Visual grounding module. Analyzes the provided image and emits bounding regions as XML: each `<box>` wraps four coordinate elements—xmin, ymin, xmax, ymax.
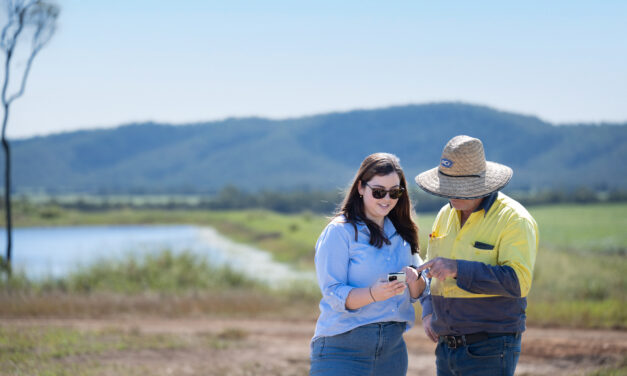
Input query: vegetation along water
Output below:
<box><xmin>1</xmin><ymin>202</ymin><xmax>625</xmax><ymax>329</ymax></box>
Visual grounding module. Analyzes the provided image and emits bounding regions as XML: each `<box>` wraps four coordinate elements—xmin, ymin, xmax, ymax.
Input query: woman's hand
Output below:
<box><xmin>403</xmin><ymin>266</ymin><xmax>426</xmax><ymax>299</ymax></box>
<box><xmin>345</xmin><ymin>280</ymin><xmax>405</xmax><ymax>310</ymax></box>
<box><xmin>370</xmin><ymin>280</ymin><xmax>406</xmax><ymax>301</ymax></box>
<box><xmin>403</xmin><ymin>265</ymin><xmax>419</xmax><ymax>284</ymax></box>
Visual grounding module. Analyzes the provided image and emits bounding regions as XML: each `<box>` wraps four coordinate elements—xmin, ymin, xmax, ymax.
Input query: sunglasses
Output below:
<box><xmin>365</xmin><ymin>183</ymin><xmax>405</xmax><ymax>199</ymax></box>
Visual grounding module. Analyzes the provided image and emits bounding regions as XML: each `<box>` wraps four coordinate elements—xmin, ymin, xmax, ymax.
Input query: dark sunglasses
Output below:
<box><xmin>365</xmin><ymin>183</ymin><xmax>404</xmax><ymax>199</ymax></box>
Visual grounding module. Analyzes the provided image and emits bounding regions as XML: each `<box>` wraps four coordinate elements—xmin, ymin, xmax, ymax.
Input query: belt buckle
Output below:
<box><xmin>445</xmin><ymin>335</ymin><xmax>459</xmax><ymax>349</ymax></box>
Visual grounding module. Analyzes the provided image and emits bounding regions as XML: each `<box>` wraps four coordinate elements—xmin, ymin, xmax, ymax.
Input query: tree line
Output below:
<box><xmin>5</xmin><ymin>186</ymin><xmax>627</xmax><ymax>216</ymax></box>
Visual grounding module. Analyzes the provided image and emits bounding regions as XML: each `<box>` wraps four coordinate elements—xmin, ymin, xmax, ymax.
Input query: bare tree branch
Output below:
<box><xmin>5</xmin><ymin>1</ymin><xmax>57</xmax><ymax>104</ymax></box>
<box><xmin>0</xmin><ymin>0</ymin><xmax>58</xmax><ymax>274</ymax></box>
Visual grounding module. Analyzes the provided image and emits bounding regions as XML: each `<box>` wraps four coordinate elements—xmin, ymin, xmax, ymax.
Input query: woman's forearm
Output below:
<box><xmin>345</xmin><ymin>287</ymin><xmax>376</xmax><ymax>310</ymax></box>
<box><xmin>408</xmin><ymin>277</ymin><xmax>426</xmax><ymax>299</ymax></box>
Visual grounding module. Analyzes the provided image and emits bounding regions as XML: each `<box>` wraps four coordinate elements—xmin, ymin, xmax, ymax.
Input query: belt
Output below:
<box><xmin>440</xmin><ymin>332</ymin><xmax>517</xmax><ymax>349</ymax></box>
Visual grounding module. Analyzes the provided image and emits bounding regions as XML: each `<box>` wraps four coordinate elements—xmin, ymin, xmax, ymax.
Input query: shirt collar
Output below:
<box><xmin>474</xmin><ymin>191</ymin><xmax>499</xmax><ymax>216</ymax></box>
<box><xmin>382</xmin><ymin>216</ymin><xmax>397</xmax><ymax>238</ymax></box>
<box><xmin>355</xmin><ymin>216</ymin><xmax>397</xmax><ymax>238</ymax></box>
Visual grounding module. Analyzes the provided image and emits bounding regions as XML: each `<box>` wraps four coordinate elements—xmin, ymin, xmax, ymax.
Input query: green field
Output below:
<box><xmin>2</xmin><ymin>202</ymin><xmax>626</xmax><ymax>328</ymax></box>
<box><xmin>524</xmin><ymin>204</ymin><xmax>627</xmax><ymax>328</ymax></box>
<box><xmin>529</xmin><ymin>203</ymin><xmax>627</xmax><ymax>252</ymax></box>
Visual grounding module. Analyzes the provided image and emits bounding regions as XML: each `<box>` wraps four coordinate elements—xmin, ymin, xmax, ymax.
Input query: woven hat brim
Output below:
<box><xmin>415</xmin><ymin>161</ymin><xmax>513</xmax><ymax>199</ymax></box>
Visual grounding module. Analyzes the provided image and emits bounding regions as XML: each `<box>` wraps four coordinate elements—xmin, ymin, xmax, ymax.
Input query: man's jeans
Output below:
<box><xmin>435</xmin><ymin>333</ymin><xmax>522</xmax><ymax>376</ymax></box>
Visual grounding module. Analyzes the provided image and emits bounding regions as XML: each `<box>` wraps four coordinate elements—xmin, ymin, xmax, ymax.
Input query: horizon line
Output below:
<box><xmin>14</xmin><ymin>101</ymin><xmax>627</xmax><ymax>141</ymax></box>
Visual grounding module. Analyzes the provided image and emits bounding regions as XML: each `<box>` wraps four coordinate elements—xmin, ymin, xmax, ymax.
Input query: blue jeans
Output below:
<box><xmin>435</xmin><ymin>333</ymin><xmax>522</xmax><ymax>376</ymax></box>
<box><xmin>310</xmin><ymin>321</ymin><xmax>408</xmax><ymax>376</ymax></box>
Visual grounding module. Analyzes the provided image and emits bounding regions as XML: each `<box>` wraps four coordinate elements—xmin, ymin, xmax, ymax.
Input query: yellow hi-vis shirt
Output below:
<box><xmin>420</xmin><ymin>192</ymin><xmax>539</xmax><ymax>335</ymax></box>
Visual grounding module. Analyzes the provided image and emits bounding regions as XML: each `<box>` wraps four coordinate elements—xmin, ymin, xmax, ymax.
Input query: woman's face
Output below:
<box><xmin>357</xmin><ymin>172</ymin><xmax>401</xmax><ymax>226</ymax></box>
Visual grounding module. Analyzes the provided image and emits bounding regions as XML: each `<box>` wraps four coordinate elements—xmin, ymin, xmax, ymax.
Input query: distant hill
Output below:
<box><xmin>6</xmin><ymin>103</ymin><xmax>627</xmax><ymax>194</ymax></box>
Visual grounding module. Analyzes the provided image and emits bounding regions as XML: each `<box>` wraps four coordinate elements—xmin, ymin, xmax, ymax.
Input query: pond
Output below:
<box><xmin>1</xmin><ymin>225</ymin><xmax>315</xmax><ymax>287</ymax></box>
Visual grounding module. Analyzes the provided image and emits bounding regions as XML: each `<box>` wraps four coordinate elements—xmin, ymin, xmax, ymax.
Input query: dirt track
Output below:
<box><xmin>3</xmin><ymin>317</ymin><xmax>626</xmax><ymax>375</ymax></box>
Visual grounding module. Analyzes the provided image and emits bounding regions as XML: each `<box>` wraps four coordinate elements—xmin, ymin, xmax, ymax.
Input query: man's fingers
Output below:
<box><xmin>415</xmin><ymin>259</ymin><xmax>435</xmax><ymax>272</ymax></box>
<box><xmin>424</xmin><ymin>328</ymin><xmax>432</xmax><ymax>341</ymax></box>
<box><xmin>424</xmin><ymin>327</ymin><xmax>433</xmax><ymax>342</ymax></box>
<box><xmin>431</xmin><ymin>328</ymin><xmax>438</xmax><ymax>342</ymax></box>
<box><xmin>428</xmin><ymin>329</ymin><xmax>438</xmax><ymax>342</ymax></box>
<box><xmin>422</xmin><ymin>316</ymin><xmax>438</xmax><ymax>343</ymax></box>
<box><xmin>425</xmin><ymin>264</ymin><xmax>437</xmax><ymax>278</ymax></box>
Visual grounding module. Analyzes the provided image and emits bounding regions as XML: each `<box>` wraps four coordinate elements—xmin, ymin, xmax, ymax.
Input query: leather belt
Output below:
<box><xmin>440</xmin><ymin>332</ymin><xmax>517</xmax><ymax>349</ymax></box>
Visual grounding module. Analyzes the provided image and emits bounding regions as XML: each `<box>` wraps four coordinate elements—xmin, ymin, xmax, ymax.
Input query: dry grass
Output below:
<box><xmin>0</xmin><ymin>290</ymin><xmax>320</xmax><ymax>320</ymax></box>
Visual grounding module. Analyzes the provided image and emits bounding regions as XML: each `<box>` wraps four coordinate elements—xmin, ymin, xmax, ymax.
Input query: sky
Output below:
<box><xmin>3</xmin><ymin>0</ymin><xmax>627</xmax><ymax>139</ymax></box>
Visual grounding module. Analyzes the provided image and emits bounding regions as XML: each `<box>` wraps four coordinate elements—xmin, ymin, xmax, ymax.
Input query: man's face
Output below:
<box><xmin>449</xmin><ymin>198</ymin><xmax>483</xmax><ymax>212</ymax></box>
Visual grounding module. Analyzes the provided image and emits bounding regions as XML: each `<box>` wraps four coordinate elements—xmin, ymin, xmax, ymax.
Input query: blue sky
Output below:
<box><xmin>5</xmin><ymin>0</ymin><xmax>627</xmax><ymax>138</ymax></box>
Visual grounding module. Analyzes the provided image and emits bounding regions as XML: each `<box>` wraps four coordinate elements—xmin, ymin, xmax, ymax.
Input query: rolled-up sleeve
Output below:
<box><xmin>410</xmin><ymin>253</ymin><xmax>427</xmax><ymax>304</ymax></box>
<box><xmin>418</xmin><ymin>279</ymin><xmax>433</xmax><ymax>318</ymax></box>
<box><xmin>315</xmin><ymin>224</ymin><xmax>356</xmax><ymax>313</ymax></box>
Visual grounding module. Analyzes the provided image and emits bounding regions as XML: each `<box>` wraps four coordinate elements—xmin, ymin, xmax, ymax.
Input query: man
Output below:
<box><xmin>414</xmin><ymin>135</ymin><xmax>538</xmax><ymax>376</ymax></box>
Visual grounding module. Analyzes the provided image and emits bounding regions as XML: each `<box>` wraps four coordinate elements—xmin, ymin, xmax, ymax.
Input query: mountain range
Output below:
<box><xmin>7</xmin><ymin>102</ymin><xmax>627</xmax><ymax>194</ymax></box>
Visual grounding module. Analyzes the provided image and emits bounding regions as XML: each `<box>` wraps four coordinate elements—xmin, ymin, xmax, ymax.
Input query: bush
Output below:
<box><xmin>3</xmin><ymin>250</ymin><xmax>260</xmax><ymax>295</ymax></box>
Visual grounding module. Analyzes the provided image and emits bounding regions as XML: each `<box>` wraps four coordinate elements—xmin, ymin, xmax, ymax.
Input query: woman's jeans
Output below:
<box><xmin>435</xmin><ymin>333</ymin><xmax>522</xmax><ymax>376</ymax></box>
<box><xmin>310</xmin><ymin>321</ymin><xmax>408</xmax><ymax>376</ymax></box>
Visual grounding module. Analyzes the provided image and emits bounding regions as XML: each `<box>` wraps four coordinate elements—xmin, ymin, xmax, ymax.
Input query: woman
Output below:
<box><xmin>310</xmin><ymin>153</ymin><xmax>427</xmax><ymax>376</ymax></box>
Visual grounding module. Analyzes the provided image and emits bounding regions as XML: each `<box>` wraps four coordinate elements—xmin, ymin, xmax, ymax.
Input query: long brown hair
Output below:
<box><xmin>336</xmin><ymin>153</ymin><xmax>419</xmax><ymax>254</ymax></box>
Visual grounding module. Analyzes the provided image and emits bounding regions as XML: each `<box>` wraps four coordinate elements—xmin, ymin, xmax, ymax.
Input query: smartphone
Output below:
<box><xmin>388</xmin><ymin>272</ymin><xmax>406</xmax><ymax>295</ymax></box>
<box><xmin>387</xmin><ymin>272</ymin><xmax>406</xmax><ymax>283</ymax></box>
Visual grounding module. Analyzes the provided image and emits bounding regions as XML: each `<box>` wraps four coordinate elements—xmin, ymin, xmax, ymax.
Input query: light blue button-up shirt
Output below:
<box><xmin>312</xmin><ymin>215</ymin><xmax>424</xmax><ymax>342</ymax></box>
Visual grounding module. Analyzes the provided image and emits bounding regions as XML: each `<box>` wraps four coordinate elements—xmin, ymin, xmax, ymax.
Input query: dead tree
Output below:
<box><xmin>0</xmin><ymin>0</ymin><xmax>58</xmax><ymax>275</ymax></box>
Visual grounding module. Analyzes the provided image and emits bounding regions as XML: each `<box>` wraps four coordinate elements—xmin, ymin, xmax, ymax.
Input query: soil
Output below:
<box><xmin>3</xmin><ymin>317</ymin><xmax>626</xmax><ymax>376</ymax></box>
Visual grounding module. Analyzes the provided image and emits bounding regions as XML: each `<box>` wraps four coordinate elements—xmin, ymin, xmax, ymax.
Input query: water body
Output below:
<box><xmin>2</xmin><ymin>225</ymin><xmax>315</xmax><ymax>287</ymax></box>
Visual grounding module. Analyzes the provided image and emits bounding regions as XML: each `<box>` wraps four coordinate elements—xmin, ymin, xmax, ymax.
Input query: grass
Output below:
<box><xmin>528</xmin><ymin>203</ymin><xmax>627</xmax><ymax>253</ymax></box>
<box><xmin>0</xmin><ymin>250</ymin><xmax>321</xmax><ymax>319</ymax></box>
<box><xmin>0</xmin><ymin>324</ymin><xmax>250</xmax><ymax>376</ymax></box>
<box><xmin>2</xmin><ymin>250</ymin><xmax>259</xmax><ymax>294</ymax></box>
<box><xmin>586</xmin><ymin>357</ymin><xmax>627</xmax><ymax>376</ymax></box>
<box><xmin>202</xmin><ymin>210</ymin><xmax>329</xmax><ymax>267</ymax></box>
<box><xmin>2</xmin><ymin>202</ymin><xmax>626</xmax><ymax>328</ymax></box>
<box><xmin>524</xmin><ymin>203</ymin><xmax>627</xmax><ymax>328</ymax></box>
<box><xmin>51</xmin><ymin>250</ymin><xmax>257</xmax><ymax>294</ymax></box>
<box><xmin>0</xmin><ymin>249</ymin><xmax>311</xmax><ymax>374</ymax></box>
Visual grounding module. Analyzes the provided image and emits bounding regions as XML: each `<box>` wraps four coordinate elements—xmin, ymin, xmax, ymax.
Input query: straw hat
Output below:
<box><xmin>415</xmin><ymin>135</ymin><xmax>513</xmax><ymax>199</ymax></box>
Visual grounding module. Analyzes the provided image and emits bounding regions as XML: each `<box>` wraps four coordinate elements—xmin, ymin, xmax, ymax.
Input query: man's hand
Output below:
<box><xmin>422</xmin><ymin>313</ymin><xmax>438</xmax><ymax>342</ymax></box>
<box><xmin>415</xmin><ymin>257</ymin><xmax>458</xmax><ymax>280</ymax></box>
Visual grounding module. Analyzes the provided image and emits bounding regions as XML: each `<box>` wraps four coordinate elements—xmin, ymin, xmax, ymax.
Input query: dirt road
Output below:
<box><xmin>3</xmin><ymin>317</ymin><xmax>626</xmax><ymax>375</ymax></box>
